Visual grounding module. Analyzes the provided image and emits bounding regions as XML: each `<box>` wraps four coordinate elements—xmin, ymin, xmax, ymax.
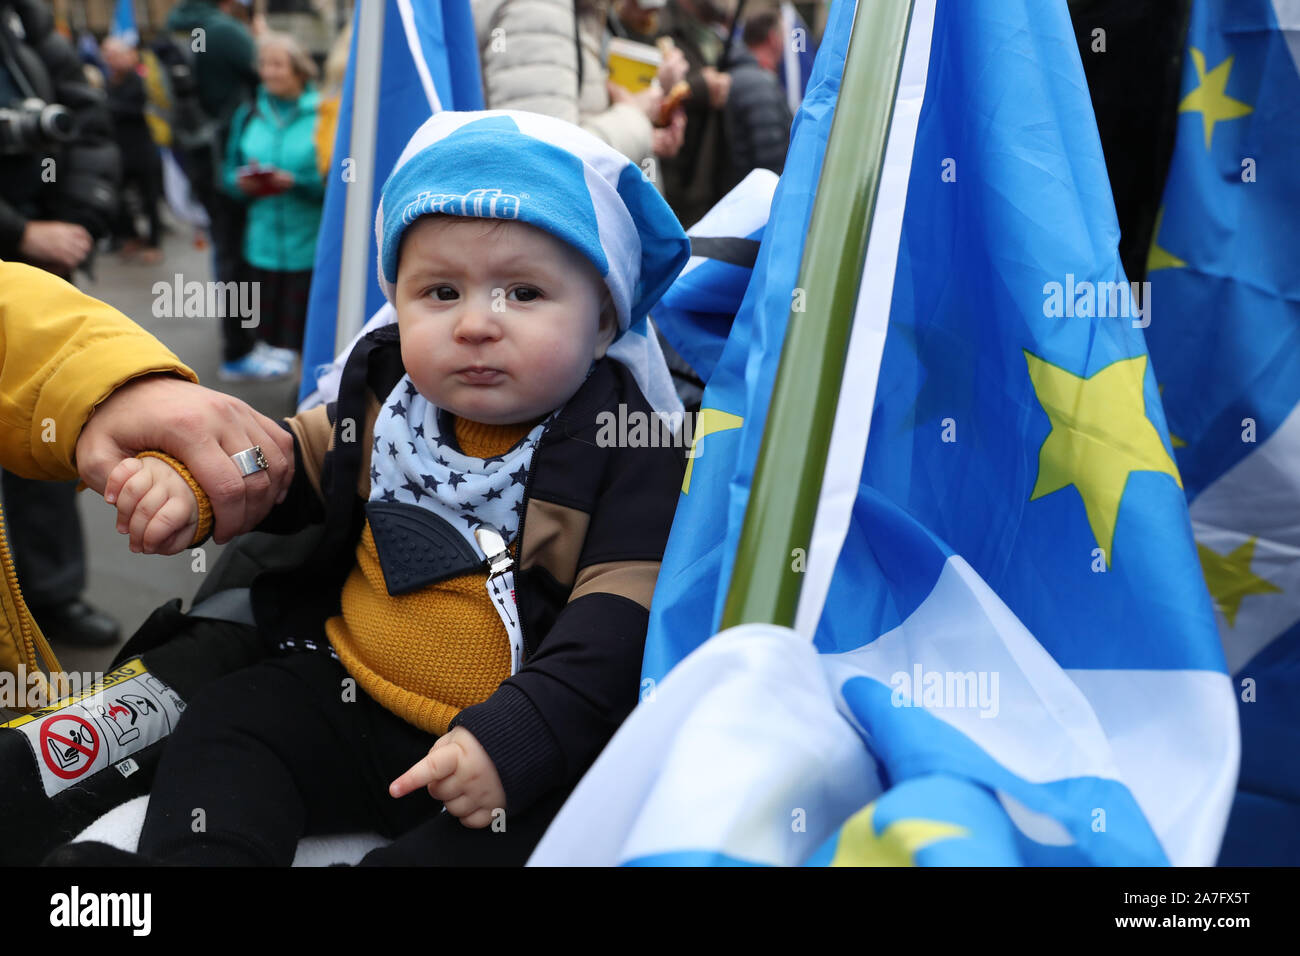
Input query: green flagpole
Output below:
<box><xmin>720</xmin><ymin>0</ymin><xmax>915</xmax><ymax>631</ymax></box>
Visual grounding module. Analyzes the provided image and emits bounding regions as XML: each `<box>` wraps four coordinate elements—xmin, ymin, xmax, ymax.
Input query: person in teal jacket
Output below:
<box><xmin>223</xmin><ymin>31</ymin><xmax>324</xmax><ymax>357</ymax></box>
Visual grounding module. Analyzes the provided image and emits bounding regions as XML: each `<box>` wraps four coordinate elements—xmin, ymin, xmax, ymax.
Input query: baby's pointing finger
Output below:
<box><xmin>426</xmin><ymin>745</ymin><xmax>476</xmax><ymax>803</ymax></box>
<box><xmin>389</xmin><ymin>746</ymin><xmax>457</xmax><ymax>798</ymax></box>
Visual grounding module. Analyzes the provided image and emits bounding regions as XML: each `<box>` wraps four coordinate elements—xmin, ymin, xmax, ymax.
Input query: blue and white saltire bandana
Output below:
<box><xmin>371</xmin><ymin>109</ymin><xmax>692</xmax><ymax>416</ymax></box>
<box><xmin>368</xmin><ymin>374</ymin><xmax>548</xmax><ymax>556</ymax></box>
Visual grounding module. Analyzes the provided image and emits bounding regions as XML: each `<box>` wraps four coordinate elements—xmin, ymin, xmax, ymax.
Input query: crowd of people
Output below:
<box><xmin>0</xmin><ymin>0</ymin><xmax>328</xmax><ymax>650</ymax></box>
<box><xmin>58</xmin><ymin>0</ymin><xmax>800</xmax><ymax>382</ymax></box>
<box><xmin>472</xmin><ymin>0</ymin><xmax>799</xmax><ymax>227</ymax></box>
<box><xmin>96</xmin><ymin>0</ymin><xmax>326</xmax><ymax>382</ymax></box>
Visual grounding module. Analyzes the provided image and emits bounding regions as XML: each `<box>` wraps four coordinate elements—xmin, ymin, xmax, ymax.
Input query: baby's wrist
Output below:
<box><xmin>134</xmin><ymin>451</ymin><xmax>213</xmax><ymax>546</ymax></box>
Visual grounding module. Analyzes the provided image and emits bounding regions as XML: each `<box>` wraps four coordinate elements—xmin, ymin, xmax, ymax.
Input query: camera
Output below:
<box><xmin>0</xmin><ymin>98</ymin><xmax>76</xmax><ymax>155</ymax></box>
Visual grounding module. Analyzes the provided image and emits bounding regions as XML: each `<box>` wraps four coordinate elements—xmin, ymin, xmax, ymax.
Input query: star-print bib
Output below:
<box><xmin>365</xmin><ymin>375</ymin><xmax>548</xmax><ymax>596</ymax></box>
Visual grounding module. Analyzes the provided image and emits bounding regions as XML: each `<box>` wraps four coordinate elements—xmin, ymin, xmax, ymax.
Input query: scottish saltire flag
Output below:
<box><xmin>299</xmin><ymin>0</ymin><xmax>483</xmax><ymax>406</ymax></box>
<box><xmin>652</xmin><ymin>168</ymin><xmax>778</xmax><ymax>383</ymax></box>
<box><xmin>1143</xmin><ymin>0</ymin><xmax>1300</xmax><ymax>866</ymax></box>
<box><xmin>111</xmin><ymin>0</ymin><xmax>138</xmax><ymax>46</ymax></box>
<box><xmin>531</xmin><ymin>0</ymin><xmax>1238</xmax><ymax>867</ymax></box>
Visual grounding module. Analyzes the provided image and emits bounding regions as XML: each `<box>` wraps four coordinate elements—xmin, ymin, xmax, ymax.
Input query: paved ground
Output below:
<box><xmin>26</xmin><ymin>217</ymin><xmax>304</xmax><ymax>678</ymax></box>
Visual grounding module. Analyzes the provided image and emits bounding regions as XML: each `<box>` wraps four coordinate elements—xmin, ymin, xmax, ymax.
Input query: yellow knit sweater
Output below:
<box><xmin>326</xmin><ymin>416</ymin><xmax>535</xmax><ymax>735</ymax></box>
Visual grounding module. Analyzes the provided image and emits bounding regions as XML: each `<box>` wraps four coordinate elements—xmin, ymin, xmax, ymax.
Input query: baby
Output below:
<box><xmin>97</xmin><ymin>110</ymin><xmax>690</xmax><ymax>865</ymax></box>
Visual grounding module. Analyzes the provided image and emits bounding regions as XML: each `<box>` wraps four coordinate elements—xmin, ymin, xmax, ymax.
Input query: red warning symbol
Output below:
<box><xmin>39</xmin><ymin>714</ymin><xmax>100</xmax><ymax>780</ymax></box>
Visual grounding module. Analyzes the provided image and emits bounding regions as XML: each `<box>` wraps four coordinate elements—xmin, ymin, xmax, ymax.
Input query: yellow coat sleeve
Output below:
<box><xmin>314</xmin><ymin>94</ymin><xmax>340</xmax><ymax>180</ymax></box>
<box><xmin>0</xmin><ymin>261</ymin><xmax>198</xmax><ymax>481</ymax></box>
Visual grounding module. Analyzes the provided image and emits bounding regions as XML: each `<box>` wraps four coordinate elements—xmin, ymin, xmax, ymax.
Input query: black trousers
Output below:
<box><xmin>0</xmin><ymin>473</ymin><xmax>84</xmax><ymax>607</ymax></box>
<box><xmin>205</xmin><ymin>191</ymin><xmax>257</xmax><ymax>362</ymax></box>
<box><xmin>240</xmin><ymin>263</ymin><xmax>313</xmax><ymax>352</ymax></box>
<box><xmin>114</xmin><ymin>142</ymin><xmax>164</xmax><ymax>248</ymax></box>
<box><xmin>138</xmin><ymin>650</ymin><xmax>571</xmax><ymax>866</ymax></box>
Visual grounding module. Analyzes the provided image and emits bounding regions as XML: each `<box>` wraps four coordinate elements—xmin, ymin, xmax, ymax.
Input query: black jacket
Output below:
<box><xmin>723</xmin><ymin>50</ymin><xmax>793</xmax><ymax>189</ymax></box>
<box><xmin>0</xmin><ymin>0</ymin><xmax>120</xmax><ymax>258</ymax></box>
<box><xmin>105</xmin><ymin>70</ymin><xmax>160</xmax><ymax>172</ymax></box>
<box><xmin>656</xmin><ymin>0</ymin><xmax>733</xmax><ymax>228</ymax></box>
<box><xmin>250</xmin><ymin>325</ymin><xmax>686</xmax><ymax>814</ymax></box>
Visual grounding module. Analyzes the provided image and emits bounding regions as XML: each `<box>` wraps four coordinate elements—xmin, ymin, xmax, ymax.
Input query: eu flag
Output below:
<box><xmin>1143</xmin><ymin>0</ymin><xmax>1300</xmax><ymax>866</ymax></box>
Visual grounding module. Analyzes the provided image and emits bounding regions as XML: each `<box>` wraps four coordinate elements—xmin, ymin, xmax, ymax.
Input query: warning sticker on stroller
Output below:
<box><xmin>0</xmin><ymin>659</ymin><xmax>185</xmax><ymax>797</ymax></box>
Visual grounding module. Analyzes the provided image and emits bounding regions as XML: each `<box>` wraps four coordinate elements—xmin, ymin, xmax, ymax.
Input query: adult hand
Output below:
<box><xmin>657</xmin><ymin>41</ymin><xmax>688</xmax><ymax>91</ymax></box>
<box><xmin>19</xmin><ymin>221</ymin><xmax>92</xmax><ymax>271</ymax></box>
<box><xmin>700</xmin><ymin>66</ymin><xmax>731</xmax><ymax>109</ymax></box>
<box><xmin>652</xmin><ymin>109</ymin><xmax>686</xmax><ymax>159</ymax></box>
<box><xmin>75</xmin><ymin>373</ymin><xmax>294</xmax><ymax>544</ymax></box>
<box><xmin>607</xmin><ymin>78</ymin><xmax>664</xmax><ymax>128</ymax></box>
<box><xmin>267</xmin><ymin>170</ymin><xmax>295</xmax><ymax>194</ymax></box>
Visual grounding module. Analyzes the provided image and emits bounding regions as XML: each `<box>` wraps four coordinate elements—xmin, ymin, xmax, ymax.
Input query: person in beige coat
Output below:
<box><xmin>472</xmin><ymin>0</ymin><xmax>686</xmax><ymax>175</ymax></box>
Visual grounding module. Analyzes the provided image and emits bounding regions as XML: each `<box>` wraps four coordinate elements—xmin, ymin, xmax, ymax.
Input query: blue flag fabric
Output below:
<box><xmin>112</xmin><ymin>0</ymin><xmax>138</xmax><ymax>45</ymax></box>
<box><xmin>555</xmin><ymin>0</ymin><xmax>1239</xmax><ymax>867</ymax></box>
<box><xmin>1141</xmin><ymin>0</ymin><xmax>1300</xmax><ymax>866</ymax></box>
<box><xmin>652</xmin><ymin>169</ymin><xmax>778</xmax><ymax>383</ymax></box>
<box><xmin>299</xmin><ymin>0</ymin><xmax>483</xmax><ymax>406</ymax></box>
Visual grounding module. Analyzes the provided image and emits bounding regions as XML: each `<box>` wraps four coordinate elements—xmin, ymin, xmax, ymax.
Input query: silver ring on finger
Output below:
<box><xmin>231</xmin><ymin>445</ymin><xmax>269</xmax><ymax>478</ymax></box>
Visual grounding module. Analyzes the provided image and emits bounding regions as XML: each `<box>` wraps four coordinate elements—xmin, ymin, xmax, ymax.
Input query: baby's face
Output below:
<box><xmin>394</xmin><ymin>216</ymin><xmax>617</xmax><ymax>425</ymax></box>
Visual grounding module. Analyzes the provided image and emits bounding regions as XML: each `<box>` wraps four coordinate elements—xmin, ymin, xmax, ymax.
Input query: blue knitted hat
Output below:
<box><xmin>375</xmin><ymin>110</ymin><xmax>691</xmax><ymax>412</ymax></box>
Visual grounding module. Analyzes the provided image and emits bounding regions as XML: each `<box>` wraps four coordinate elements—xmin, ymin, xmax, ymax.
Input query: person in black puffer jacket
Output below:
<box><xmin>722</xmin><ymin>5</ymin><xmax>793</xmax><ymax>192</ymax></box>
<box><xmin>0</xmin><ymin>0</ymin><xmax>120</xmax><ymax>271</ymax></box>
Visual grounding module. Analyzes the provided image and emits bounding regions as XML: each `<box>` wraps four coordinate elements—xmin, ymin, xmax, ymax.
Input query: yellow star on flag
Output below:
<box><xmin>830</xmin><ymin>802</ymin><xmax>968</xmax><ymax>867</ymax></box>
<box><xmin>682</xmin><ymin>408</ymin><xmax>743</xmax><ymax>494</ymax></box>
<box><xmin>1197</xmin><ymin>537</ymin><xmax>1281</xmax><ymax>628</ymax></box>
<box><xmin>1025</xmin><ymin>352</ymin><xmax>1182</xmax><ymax>566</ymax></box>
<box><xmin>1179</xmin><ymin>48</ymin><xmax>1253</xmax><ymax>149</ymax></box>
<box><xmin>1147</xmin><ymin>206</ymin><xmax>1186</xmax><ymax>273</ymax></box>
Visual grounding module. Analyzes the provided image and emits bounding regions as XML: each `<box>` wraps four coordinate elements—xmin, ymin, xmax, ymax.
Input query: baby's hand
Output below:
<box><xmin>104</xmin><ymin>456</ymin><xmax>199</xmax><ymax>555</ymax></box>
<box><xmin>389</xmin><ymin>726</ymin><xmax>507</xmax><ymax>829</ymax></box>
